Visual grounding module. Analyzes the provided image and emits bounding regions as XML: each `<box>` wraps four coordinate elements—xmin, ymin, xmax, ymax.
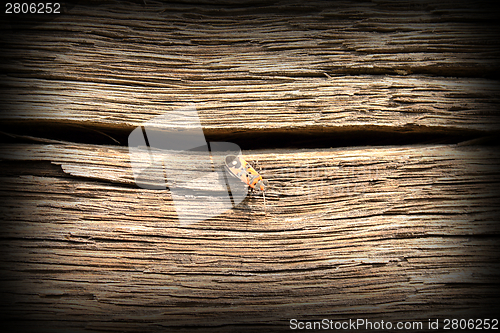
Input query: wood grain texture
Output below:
<box><xmin>1</xmin><ymin>0</ymin><xmax>500</xmax><ymax>331</ymax></box>
<box><xmin>1</xmin><ymin>0</ymin><xmax>500</xmax><ymax>134</ymax></box>
<box><xmin>1</xmin><ymin>142</ymin><xmax>499</xmax><ymax>331</ymax></box>
<box><xmin>1</xmin><ymin>75</ymin><xmax>500</xmax><ymax>135</ymax></box>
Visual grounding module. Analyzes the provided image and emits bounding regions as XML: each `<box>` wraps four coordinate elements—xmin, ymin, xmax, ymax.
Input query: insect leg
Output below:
<box><xmin>263</xmin><ymin>191</ymin><xmax>266</xmax><ymax>213</ymax></box>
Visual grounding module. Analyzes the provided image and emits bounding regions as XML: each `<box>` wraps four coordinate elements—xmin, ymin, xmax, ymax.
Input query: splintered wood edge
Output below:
<box><xmin>2</xmin><ymin>142</ymin><xmax>499</xmax><ymax>229</ymax></box>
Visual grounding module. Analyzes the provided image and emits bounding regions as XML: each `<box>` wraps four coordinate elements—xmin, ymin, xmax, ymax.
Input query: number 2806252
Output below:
<box><xmin>5</xmin><ymin>3</ymin><xmax>61</xmax><ymax>14</ymax></box>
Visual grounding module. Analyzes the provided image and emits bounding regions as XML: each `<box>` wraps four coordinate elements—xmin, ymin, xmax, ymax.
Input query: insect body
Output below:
<box><xmin>224</xmin><ymin>155</ymin><xmax>267</xmax><ymax>210</ymax></box>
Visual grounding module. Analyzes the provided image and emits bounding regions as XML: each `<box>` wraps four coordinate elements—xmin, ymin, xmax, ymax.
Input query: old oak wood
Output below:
<box><xmin>1</xmin><ymin>0</ymin><xmax>500</xmax><ymax>332</ymax></box>
<box><xmin>1</xmin><ymin>142</ymin><xmax>499</xmax><ymax>331</ymax></box>
<box><xmin>1</xmin><ymin>1</ymin><xmax>500</xmax><ymax>136</ymax></box>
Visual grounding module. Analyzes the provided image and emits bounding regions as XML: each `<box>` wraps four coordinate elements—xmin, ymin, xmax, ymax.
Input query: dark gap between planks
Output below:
<box><xmin>0</xmin><ymin>120</ymin><xmax>498</xmax><ymax>150</ymax></box>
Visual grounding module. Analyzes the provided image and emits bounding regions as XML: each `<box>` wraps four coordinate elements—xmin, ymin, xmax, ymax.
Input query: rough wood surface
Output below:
<box><xmin>1</xmin><ymin>0</ymin><xmax>500</xmax><ymax>134</ymax></box>
<box><xmin>1</xmin><ymin>142</ymin><xmax>499</xmax><ymax>331</ymax></box>
<box><xmin>1</xmin><ymin>76</ymin><xmax>500</xmax><ymax>135</ymax></box>
<box><xmin>1</xmin><ymin>0</ymin><xmax>500</xmax><ymax>332</ymax></box>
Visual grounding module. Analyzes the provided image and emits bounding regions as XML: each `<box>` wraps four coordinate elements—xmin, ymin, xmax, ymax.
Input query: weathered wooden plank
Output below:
<box><xmin>2</xmin><ymin>1</ymin><xmax>499</xmax><ymax>79</ymax></box>
<box><xmin>1</xmin><ymin>142</ymin><xmax>499</xmax><ymax>331</ymax></box>
<box><xmin>1</xmin><ymin>0</ymin><xmax>500</xmax><ymax>331</ymax></box>
<box><xmin>1</xmin><ymin>76</ymin><xmax>499</xmax><ymax>135</ymax></box>
<box><xmin>1</xmin><ymin>0</ymin><xmax>500</xmax><ymax>136</ymax></box>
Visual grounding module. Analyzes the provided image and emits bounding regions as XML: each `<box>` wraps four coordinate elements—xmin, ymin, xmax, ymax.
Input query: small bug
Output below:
<box><xmin>224</xmin><ymin>155</ymin><xmax>267</xmax><ymax>211</ymax></box>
